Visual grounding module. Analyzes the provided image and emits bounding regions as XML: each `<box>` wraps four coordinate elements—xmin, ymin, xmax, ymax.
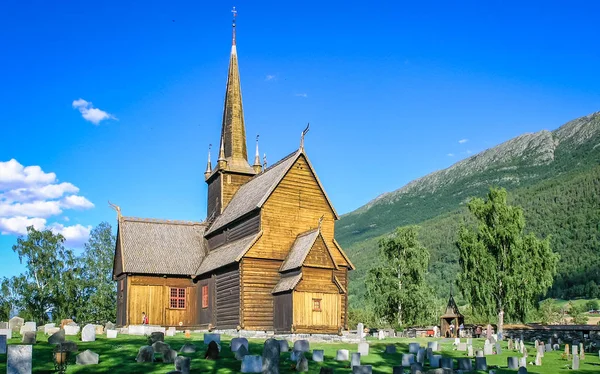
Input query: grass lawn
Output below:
<box><xmin>0</xmin><ymin>333</ymin><xmax>599</xmax><ymax>373</ymax></box>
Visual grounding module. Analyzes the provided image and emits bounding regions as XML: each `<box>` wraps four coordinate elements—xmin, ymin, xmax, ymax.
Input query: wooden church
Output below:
<box><xmin>112</xmin><ymin>13</ymin><xmax>354</xmax><ymax>333</ymax></box>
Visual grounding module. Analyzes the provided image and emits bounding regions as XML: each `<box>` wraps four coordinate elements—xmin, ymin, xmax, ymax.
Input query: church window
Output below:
<box><xmin>202</xmin><ymin>285</ymin><xmax>209</xmax><ymax>308</ymax></box>
<box><xmin>312</xmin><ymin>298</ymin><xmax>322</xmax><ymax>312</ymax></box>
<box><xmin>170</xmin><ymin>288</ymin><xmax>186</xmax><ymax>309</ymax></box>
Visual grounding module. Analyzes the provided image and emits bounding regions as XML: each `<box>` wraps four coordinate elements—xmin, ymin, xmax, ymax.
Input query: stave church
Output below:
<box><xmin>112</xmin><ymin>12</ymin><xmax>354</xmax><ymax>333</ymax></box>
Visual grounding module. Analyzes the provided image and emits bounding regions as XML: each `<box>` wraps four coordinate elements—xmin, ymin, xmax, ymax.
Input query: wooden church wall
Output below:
<box><xmin>273</xmin><ymin>292</ymin><xmax>293</xmax><ymax>332</ymax></box>
<box><xmin>293</xmin><ymin>291</ymin><xmax>340</xmax><ymax>333</ymax></box>
<box><xmin>215</xmin><ymin>265</ymin><xmax>240</xmax><ymax>329</ymax></box>
<box><xmin>334</xmin><ymin>268</ymin><xmax>349</xmax><ymax>329</ymax></box>
<box><xmin>240</xmin><ymin>257</ymin><xmax>281</xmax><ymax>330</ymax></box>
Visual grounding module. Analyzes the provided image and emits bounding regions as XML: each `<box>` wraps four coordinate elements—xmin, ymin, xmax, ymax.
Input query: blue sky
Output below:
<box><xmin>1</xmin><ymin>0</ymin><xmax>599</xmax><ymax>277</ymax></box>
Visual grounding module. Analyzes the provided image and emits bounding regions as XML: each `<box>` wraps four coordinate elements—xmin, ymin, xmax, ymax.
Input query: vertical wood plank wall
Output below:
<box><xmin>293</xmin><ymin>292</ymin><xmax>339</xmax><ymax>333</ymax></box>
<box><xmin>273</xmin><ymin>293</ymin><xmax>293</xmax><ymax>332</ymax></box>
<box><xmin>196</xmin><ymin>276</ymin><xmax>215</xmax><ymax>327</ymax></box>
<box><xmin>334</xmin><ymin>268</ymin><xmax>349</xmax><ymax>329</ymax></box>
<box><xmin>215</xmin><ymin>265</ymin><xmax>240</xmax><ymax>329</ymax></box>
<box><xmin>240</xmin><ymin>258</ymin><xmax>281</xmax><ymax>329</ymax></box>
<box><xmin>116</xmin><ymin>275</ymin><xmax>128</xmax><ymax>326</ymax></box>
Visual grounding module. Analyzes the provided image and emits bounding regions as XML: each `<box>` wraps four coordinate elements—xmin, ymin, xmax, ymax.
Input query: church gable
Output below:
<box><xmin>303</xmin><ymin>234</ymin><xmax>336</xmax><ymax>269</ymax></box>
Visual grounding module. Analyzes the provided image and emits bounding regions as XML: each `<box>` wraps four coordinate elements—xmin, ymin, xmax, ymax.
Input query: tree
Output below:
<box><xmin>456</xmin><ymin>187</ymin><xmax>559</xmax><ymax>334</ymax></box>
<box><xmin>585</xmin><ymin>299</ymin><xmax>599</xmax><ymax>311</ymax></box>
<box><xmin>365</xmin><ymin>226</ymin><xmax>436</xmax><ymax>327</ymax></box>
<box><xmin>77</xmin><ymin>222</ymin><xmax>117</xmax><ymax>323</ymax></box>
<box><xmin>11</xmin><ymin>226</ymin><xmax>77</xmax><ymax>322</ymax></box>
<box><xmin>0</xmin><ymin>277</ymin><xmax>19</xmax><ymax>320</ymax></box>
<box><xmin>538</xmin><ymin>299</ymin><xmax>560</xmax><ymax>325</ymax></box>
<box><xmin>569</xmin><ymin>301</ymin><xmax>589</xmax><ymax>325</ymax></box>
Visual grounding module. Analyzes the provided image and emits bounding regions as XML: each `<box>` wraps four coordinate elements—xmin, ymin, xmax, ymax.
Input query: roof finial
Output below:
<box><xmin>253</xmin><ymin>135</ymin><xmax>262</xmax><ymax>173</ymax></box>
<box><xmin>300</xmin><ymin>123</ymin><xmax>310</xmax><ymax>151</ymax></box>
<box><xmin>231</xmin><ymin>6</ymin><xmax>237</xmax><ymax>46</ymax></box>
<box><xmin>205</xmin><ymin>144</ymin><xmax>213</xmax><ymax>177</ymax></box>
<box><xmin>263</xmin><ymin>153</ymin><xmax>268</xmax><ymax>169</ymax></box>
<box><xmin>318</xmin><ymin>214</ymin><xmax>325</xmax><ymax>230</ymax></box>
<box><xmin>108</xmin><ymin>201</ymin><xmax>122</xmax><ymax>219</ymax></box>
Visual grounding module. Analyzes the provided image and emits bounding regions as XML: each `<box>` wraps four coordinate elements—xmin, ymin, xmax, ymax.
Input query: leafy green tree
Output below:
<box><xmin>585</xmin><ymin>300</ymin><xmax>599</xmax><ymax>311</ymax></box>
<box><xmin>77</xmin><ymin>222</ymin><xmax>117</xmax><ymax>323</ymax></box>
<box><xmin>538</xmin><ymin>299</ymin><xmax>560</xmax><ymax>325</ymax></box>
<box><xmin>365</xmin><ymin>226</ymin><xmax>436</xmax><ymax>327</ymax></box>
<box><xmin>456</xmin><ymin>187</ymin><xmax>559</xmax><ymax>334</ymax></box>
<box><xmin>569</xmin><ymin>301</ymin><xmax>589</xmax><ymax>325</ymax></box>
<box><xmin>11</xmin><ymin>226</ymin><xmax>77</xmax><ymax>322</ymax></box>
<box><xmin>0</xmin><ymin>277</ymin><xmax>19</xmax><ymax>320</ymax></box>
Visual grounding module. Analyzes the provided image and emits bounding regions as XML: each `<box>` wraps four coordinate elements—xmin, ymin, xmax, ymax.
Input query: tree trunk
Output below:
<box><xmin>498</xmin><ymin>308</ymin><xmax>504</xmax><ymax>336</ymax></box>
<box><xmin>397</xmin><ymin>274</ymin><xmax>402</xmax><ymax>327</ymax></box>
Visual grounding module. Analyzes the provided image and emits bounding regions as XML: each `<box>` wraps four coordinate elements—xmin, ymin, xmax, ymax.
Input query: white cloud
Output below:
<box><xmin>458</xmin><ymin>138</ymin><xmax>469</xmax><ymax>144</ymax></box>
<box><xmin>265</xmin><ymin>74</ymin><xmax>276</xmax><ymax>81</ymax></box>
<box><xmin>465</xmin><ymin>150</ymin><xmax>473</xmax><ymax>155</ymax></box>
<box><xmin>49</xmin><ymin>223</ymin><xmax>92</xmax><ymax>247</ymax></box>
<box><xmin>0</xmin><ymin>216</ymin><xmax>46</xmax><ymax>235</ymax></box>
<box><xmin>0</xmin><ymin>159</ymin><xmax>94</xmax><ymax>247</ymax></box>
<box><xmin>447</xmin><ymin>153</ymin><xmax>455</xmax><ymax>157</ymax></box>
<box><xmin>61</xmin><ymin>195</ymin><xmax>94</xmax><ymax>210</ymax></box>
<box><xmin>72</xmin><ymin>98</ymin><xmax>115</xmax><ymax>125</ymax></box>
<box><xmin>295</xmin><ymin>93</ymin><xmax>308</xmax><ymax>98</ymax></box>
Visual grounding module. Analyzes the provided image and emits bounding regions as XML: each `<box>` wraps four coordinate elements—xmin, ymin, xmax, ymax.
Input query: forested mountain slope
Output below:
<box><xmin>336</xmin><ymin>112</ymin><xmax>600</xmax><ymax>306</ymax></box>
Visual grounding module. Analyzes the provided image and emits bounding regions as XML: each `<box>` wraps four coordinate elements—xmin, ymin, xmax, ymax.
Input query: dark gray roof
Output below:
<box><xmin>196</xmin><ymin>232</ymin><xmax>261</xmax><ymax>276</ymax></box>
<box><xmin>206</xmin><ymin>151</ymin><xmax>299</xmax><ymax>235</ymax></box>
<box><xmin>119</xmin><ymin>217</ymin><xmax>207</xmax><ymax>275</ymax></box>
<box><xmin>280</xmin><ymin>229</ymin><xmax>319</xmax><ymax>272</ymax></box>
<box><xmin>272</xmin><ymin>272</ymin><xmax>303</xmax><ymax>294</ymax></box>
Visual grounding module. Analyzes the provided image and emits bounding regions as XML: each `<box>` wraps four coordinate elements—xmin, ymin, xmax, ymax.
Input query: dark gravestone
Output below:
<box><xmin>231</xmin><ymin>337</ymin><xmax>249</xmax><ymax>352</ymax></box>
<box><xmin>61</xmin><ymin>341</ymin><xmax>78</xmax><ymax>352</ymax></box>
<box><xmin>392</xmin><ymin>367</ymin><xmax>404</xmax><ymax>374</ymax></box>
<box><xmin>152</xmin><ymin>341</ymin><xmax>171</xmax><ymax>357</ymax></box>
<box><xmin>352</xmin><ymin>365</ymin><xmax>373</xmax><ymax>374</ymax></box>
<box><xmin>0</xmin><ymin>335</ymin><xmax>6</xmax><ymax>355</ymax></box>
<box><xmin>430</xmin><ymin>354</ymin><xmax>442</xmax><ymax>368</ymax></box>
<box><xmin>296</xmin><ymin>353</ymin><xmax>308</xmax><ymax>372</ymax></box>
<box><xmin>48</xmin><ymin>329</ymin><xmax>66</xmax><ymax>344</ymax></box>
<box><xmin>507</xmin><ymin>356</ymin><xmax>519</xmax><ymax>370</ymax></box>
<box><xmin>163</xmin><ymin>349</ymin><xmax>178</xmax><ymax>364</ymax></box>
<box><xmin>475</xmin><ymin>356</ymin><xmax>487</xmax><ymax>371</ymax></box>
<box><xmin>235</xmin><ymin>345</ymin><xmax>249</xmax><ymax>361</ymax></box>
<box><xmin>21</xmin><ymin>331</ymin><xmax>36</xmax><ymax>344</ymax></box>
<box><xmin>312</xmin><ymin>349</ymin><xmax>324</xmax><ymax>362</ymax></box>
<box><xmin>136</xmin><ymin>346</ymin><xmax>154</xmax><ymax>363</ymax></box>
<box><xmin>149</xmin><ymin>331</ymin><xmax>164</xmax><ymax>344</ymax></box>
<box><xmin>401</xmin><ymin>353</ymin><xmax>415</xmax><ymax>366</ymax></box>
<box><xmin>408</xmin><ymin>342</ymin><xmax>420</xmax><ymax>354</ymax></box>
<box><xmin>179</xmin><ymin>343</ymin><xmax>196</xmax><ymax>353</ymax></box>
<box><xmin>440</xmin><ymin>357</ymin><xmax>454</xmax><ymax>369</ymax></box>
<box><xmin>319</xmin><ymin>369</ymin><xmax>334</xmax><ymax>374</ymax></box>
<box><xmin>351</xmin><ymin>352</ymin><xmax>361</xmax><ymax>368</ymax></box>
<box><xmin>294</xmin><ymin>340</ymin><xmax>310</xmax><ymax>352</ymax></box>
<box><xmin>517</xmin><ymin>367</ymin><xmax>528</xmax><ymax>374</ymax></box>
<box><xmin>204</xmin><ymin>341</ymin><xmax>219</xmax><ymax>360</ymax></box>
<box><xmin>457</xmin><ymin>358</ymin><xmax>472</xmax><ymax>371</ymax></box>
<box><xmin>262</xmin><ymin>338</ymin><xmax>280</xmax><ymax>374</ymax></box>
<box><xmin>545</xmin><ymin>343</ymin><xmax>552</xmax><ymax>352</ymax></box>
<box><xmin>410</xmin><ymin>363</ymin><xmax>423</xmax><ymax>374</ymax></box>
<box><xmin>278</xmin><ymin>340</ymin><xmax>289</xmax><ymax>352</ymax></box>
<box><xmin>104</xmin><ymin>322</ymin><xmax>115</xmax><ymax>331</ymax></box>
<box><xmin>175</xmin><ymin>356</ymin><xmax>191</xmax><ymax>374</ymax></box>
<box><xmin>416</xmin><ymin>348</ymin><xmax>426</xmax><ymax>364</ymax></box>
<box><xmin>495</xmin><ymin>342</ymin><xmax>502</xmax><ymax>354</ymax></box>
<box><xmin>385</xmin><ymin>345</ymin><xmax>396</xmax><ymax>354</ymax></box>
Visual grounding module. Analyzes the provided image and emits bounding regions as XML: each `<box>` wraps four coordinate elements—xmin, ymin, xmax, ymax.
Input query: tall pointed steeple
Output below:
<box><xmin>216</xmin><ymin>6</ymin><xmax>254</xmax><ymax>175</ymax></box>
<box><xmin>253</xmin><ymin>135</ymin><xmax>262</xmax><ymax>173</ymax></box>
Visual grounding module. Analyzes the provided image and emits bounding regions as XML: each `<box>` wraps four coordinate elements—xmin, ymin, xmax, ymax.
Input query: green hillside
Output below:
<box><xmin>336</xmin><ymin>112</ymin><xmax>600</xmax><ymax>307</ymax></box>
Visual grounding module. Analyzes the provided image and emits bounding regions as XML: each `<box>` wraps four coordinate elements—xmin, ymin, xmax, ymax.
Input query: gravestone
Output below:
<box><xmin>106</xmin><ymin>329</ymin><xmax>118</xmax><ymax>339</ymax></box>
<box><xmin>580</xmin><ymin>343</ymin><xmax>585</xmax><ymax>360</ymax></box>
<box><xmin>475</xmin><ymin>357</ymin><xmax>487</xmax><ymax>370</ymax></box>
<box><xmin>357</xmin><ymin>323</ymin><xmax>365</xmax><ymax>339</ymax></box>
<box><xmin>20</xmin><ymin>322</ymin><xmax>36</xmax><ymax>334</ymax></box>
<box><xmin>46</xmin><ymin>327</ymin><xmax>60</xmax><ymax>335</ymax></box>
<box><xmin>64</xmin><ymin>324</ymin><xmax>80</xmax><ymax>336</ymax></box>
<box><xmin>166</xmin><ymin>329</ymin><xmax>175</xmax><ymax>337</ymax></box>
<box><xmin>519</xmin><ymin>356</ymin><xmax>527</xmax><ymax>368</ymax></box>
<box><xmin>508</xmin><ymin>338</ymin><xmax>514</xmax><ymax>350</ymax></box>
<box><xmin>94</xmin><ymin>325</ymin><xmax>104</xmax><ymax>335</ymax></box>
<box><xmin>545</xmin><ymin>343</ymin><xmax>552</xmax><ymax>352</ymax></box>
<box><xmin>378</xmin><ymin>330</ymin><xmax>385</xmax><ymax>340</ymax></box>
<box><xmin>231</xmin><ymin>337</ymin><xmax>249</xmax><ymax>352</ymax></box>
<box><xmin>484</xmin><ymin>343</ymin><xmax>493</xmax><ymax>355</ymax></box>
<box><xmin>408</xmin><ymin>342</ymin><xmax>420</xmax><ymax>354</ymax></box>
<box><xmin>476</xmin><ymin>350</ymin><xmax>484</xmax><ymax>357</ymax></box>
<box><xmin>572</xmin><ymin>354</ymin><xmax>579</xmax><ymax>370</ymax></box>
<box><xmin>312</xmin><ymin>349</ymin><xmax>324</xmax><ymax>362</ymax></box>
<box><xmin>440</xmin><ymin>357</ymin><xmax>453</xmax><ymax>369</ymax></box>
<box><xmin>410</xmin><ymin>363</ymin><xmax>423</xmax><ymax>374</ymax></box>
<box><xmin>175</xmin><ymin>356</ymin><xmax>191</xmax><ymax>374</ymax></box>
<box><xmin>203</xmin><ymin>333</ymin><xmax>220</xmax><ymax>346</ymax></box>
<box><xmin>290</xmin><ymin>350</ymin><xmax>301</xmax><ymax>362</ymax></box>
<box><xmin>8</xmin><ymin>345</ymin><xmax>32</xmax><ymax>374</ymax></box>
<box><xmin>358</xmin><ymin>342</ymin><xmax>369</xmax><ymax>356</ymax></box>
<box><xmin>105</xmin><ymin>322</ymin><xmax>115</xmax><ymax>331</ymax></box>
<box><xmin>0</xmin><ymin>322</ymin><xmax>7</xmax><ymax>329</ymax></box>
<box><xmin>517</xmin><ymin>367</ymin><xmax>528</xmax><ymax>374</ymax></box>
<box><xmin>457</xmin><ymin>342</ymin><xmax>467</xmax><ymax>351</ymax></box>
<box><xmin>385</xmin><ymin>344</ymin><xmax>396</xmax><ymax>354</ymax></box>
<box><xmin>0</xmin><ymin>335</ymin><xmax>6</xmax><ymax>354</ymax></box>
<box><xmin>336</xmin><ymin>349</ymin><xmax>350</xmax><ymax>361</ymax></box>
<box><xmin>466</xmin><ymin>338</ymin><xmax>473</xmax><ymax>345</ymax></box>
<box><xmin>507</xmin><ymin>357</ymin><xmax>519</xmax><ymax>369</ymax></box>
<box><xmin>534</xmin><ymin>340</ymin><xmax>539</xmax><ymax>348</ymax></box>
<box><xmin>278</xmin><ymin>340</ymin><xmax>289</xmax><ymax>353</ymax></box>
<box><xmin>150</xmin><ymin>331</ymin><xmax>165</xmax><ymax>344</ymax></box>
<box><xmin>204</xmin><ymin>341</ymin><xmax>219</xmax><ymax>360</ymax></box>
<box><xmin>467</xmin><ymin>345</ymin><xmax>473</xmax><ymax>357</ymax></box>
<box><xmin>293</xmin><ymin>339</ymin><xmax>310</xmax><ymax>353</ymax></box>
<box><xmin>0</xmin><ymin>328</ymin><xmax>12</xmax><ymax>340</ymax></box>
<box><xmin>21</xmin><ymin>331</ymin><xmax>36</xmax><ymax>344</ymax></box>
<box><xmin>416</xmin><ymin>348</ymin><xmax>425</xmax><ymax>364</ymax></box>
<box><xmin>553</xmin><ymin>343</ymin><xmax>559</xmax><ymax>351</ymax></box>
<box><xmin>9</xmin><ymin>317</ymin><xmax>24</xmax><ymax>332</ymax></box>
<box><xmin>43</xmin><ymin>323</ymin><xmax>56</xmax><ymax>334</ymax></box>
<box><xmin>426</xmin><ymin>347</ymin><xmax>433</xmax><ymax>361</ymax></box>
<box><xmin>241</xmin><ymin>355</ymin><xmax>262</xmax><ymax>373</ymax></box>
<box><xmin>427</xmin><ymin>341</ymin><xmax>439</xmax><ymax>351</ymax></box>
<box><xmin>535</xmin><ymin>352</ymin><xmax>542</xmax><ymax>366</ymax></box>
<box><xmin>76</xmin><ymin>350</ymin><xmax>99</xmax><ymax>365</ymax></box>
<box><xmin>430</xmin><ymin>354</ymin><xmax>442</xmax><ymax>368</ymax></box>
<box><xmin>495</xmin><ymin>342</ymin><xmax>502</xmax><ymax>354</ymax></box>
<box><xmin>296</xmin><ymin>354</ymin><xmax>308</xmax><ymax>372</ymax></box>
<box><xmin>235</xmin><ymin>345</ymin><xmax>248</xmax><ymax>361</ymax></box>
<box><xmin>81</xmin><ymin>324</ymin><xmax>96</xmax><ymax>342</ymax></box>
<box><xmin>48</xmin><ymin>329</ymin><xmax>65</xmax><ymax>344</ymax></box>
<box><xmin>152</xmin><ymin>341</ymin><xmax>171</xmax><ymax>357</ymax></box>
<box><xmin>454</xmin><ymin>337</ymin><xmax>460</xmax><ymax>345</ymax></box>
<box><xmin>351</xmin><ymin>352</ymin><xmax>361</xmax><ymax>368</ymax></box>
<box><xmin>392</xmin><ymin>367</ymin><xmax>404</xmax><ymax>374</ymax></box>
<box><xmin>402</xmin><ymin>353</ymin><xmax>415</xmax><ymax>366</ymax></box>
<box><xmin>137</xmin><ymin>346</ymin><xmax>154</xmax><ymax>363</ymax></box>
<box><xmin>179</xmin><ymin>343</ymin><xmax>196</xmax><ymax>353</ymax></box>
<box><xmin>572</xmin><ymin>345</ymin><xmax>578</xmax><ymax>355</ymax></box>
<box><xmin>320</xmin><ymin>369</ymin><xmax>335</xmax><ymax>374</ymax></box>
<box><xmin>353</xmin><ymin>365</ymin><xmax>373</xmax><ymax>374</ymax></box>
<box><xmin>163</xmin><ymin>349</ymin><xmax>178</xmax><ymax>364</ymax></box>
<box><xmin>457</xmin><ymin>358</ymin><xmax>472</xmax><ymax>371</ymax></box>
<box><xmin>262</xmin><ymin>338</ymin><xmax>280</xmax><ymax>374</ymax></box>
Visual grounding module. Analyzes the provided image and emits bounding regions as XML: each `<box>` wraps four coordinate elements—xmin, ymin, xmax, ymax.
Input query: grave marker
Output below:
<box><xmin>8</xmin><ymin>345</ymin><xmax>32</xmax><ymax>374</ymax></box>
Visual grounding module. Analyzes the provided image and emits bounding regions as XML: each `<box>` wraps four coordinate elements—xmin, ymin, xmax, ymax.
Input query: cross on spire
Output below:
<box><xmin>231</xmin><ymin>6</ymin><xmax>237</xmax><ymax>45</ymax></box>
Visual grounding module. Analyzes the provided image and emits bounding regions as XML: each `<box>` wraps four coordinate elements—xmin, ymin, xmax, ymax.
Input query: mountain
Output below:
<box><xmin>335</xmin><ymin>112</ymin><xmax>600</xmax><ymax>307</ymax></box>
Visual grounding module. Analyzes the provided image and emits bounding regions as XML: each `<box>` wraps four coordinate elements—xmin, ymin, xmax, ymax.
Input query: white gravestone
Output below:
<box><xmin>43</xmin><ymin>323</ymin><xmax>56</xmax><ymax>334</ymax></box>
<box><xmin>64</xmin><ymin>324</ymin><xmax>80</xmax><ymax>336</ymax></box>
<box><xmin>358</xmin><ymin>342</ymin><xmax>369</xmax><ymax>356</ymax></box>
<box><xmin>19</xmin><ymin>322</ymin><xmax>36</xmax><ymax>335</ymax></box>
<box><xmin>8</xmin><ymin>345</ymin><xmax>32</xmax><ymax>374</ymax></box>
<box><xmin>357</xmin><ymin>323</ymin><xmax>365</xmax><ymax>339</ymax></box>
<box><xmin>106</xmin><ymin>329</ymin><xmax>118</xmax><ymax>339</ymax></box>
<box><xmin>81</xmin><ymin>324</ymin><xmax>96</xmax><ymax>342</ymax></box>
<box><xmin>0</xmin><ymin>328</ymin><xmax>13</xmax><ymax>340</ymax></box>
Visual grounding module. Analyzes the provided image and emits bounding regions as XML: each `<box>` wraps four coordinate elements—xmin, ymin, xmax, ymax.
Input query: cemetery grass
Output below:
<box><xmin>0</xmin><ymin>334</ymin><xmax>599</xmax><ymax>373</ymax></box>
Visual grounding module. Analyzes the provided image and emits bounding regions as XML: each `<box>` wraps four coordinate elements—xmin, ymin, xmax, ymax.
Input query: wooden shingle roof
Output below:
<box><xmin>196</xmin><ymin>231</ymin><xmax>261</xmax><ymax>276</ymax></box>
<box><xmin>280</xmin><ymin>229</ymin><xmax>320</xmax><ymax>272</ymax></box>
<box><xmin>117</xmin><ymin>216</ymin><xmax>207</xmax><ymax>276</ymax></box>
<box><xmin>272</xmin><ymin>272</ymin><xmax>303</xmax><ymax>294</ymax></box>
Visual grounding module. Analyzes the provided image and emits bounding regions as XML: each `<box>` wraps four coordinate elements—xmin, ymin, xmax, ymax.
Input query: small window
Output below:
<box><xmin>312</xmin><ymin>298</ymin><xmax>322</xmax><ymax>312</ymax></box>
<box><xmin>170</xmin><ymin>288</ymin><xmax>186</xmax><ymax>309</ymax></box>
<box><xmin>202</xmin><ymin>285</ymin><xmax>209</xmax><ymax>309</ymax></box>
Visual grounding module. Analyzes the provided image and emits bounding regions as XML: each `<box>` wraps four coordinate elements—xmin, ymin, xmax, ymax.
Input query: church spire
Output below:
<box><xmin>216</xmin><ymin>6</ymin><xmax>254</xmax><ymax>175</ymax></box>
<box><xmin>204</xmin><ymin>144</ymin><xmax>212</xmax><ymax>179</ymax></box>
<box><xmin>253</xmin><ymin>135</ymin><xmax>262</xmax><ymax>173</ymax></box>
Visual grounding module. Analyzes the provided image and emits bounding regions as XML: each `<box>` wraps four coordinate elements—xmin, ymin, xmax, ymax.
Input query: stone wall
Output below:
<box><xmin>504</xmin><ymin>324</ymin><xmax>600</xmax><ymax>352</ymax></box>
